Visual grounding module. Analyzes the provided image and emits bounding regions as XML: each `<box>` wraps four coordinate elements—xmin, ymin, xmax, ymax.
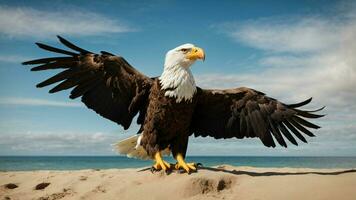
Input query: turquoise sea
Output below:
<box><xmin>1</xmin><ymin>156</ymin><xmax>356</xmax><ymax>171</ymax></box>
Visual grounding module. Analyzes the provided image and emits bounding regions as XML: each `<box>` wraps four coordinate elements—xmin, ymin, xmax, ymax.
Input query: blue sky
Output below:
<box><xmin>0</xmin><ymin>0</ymin><xmax>355</xmax><ymax>156</ymax></box>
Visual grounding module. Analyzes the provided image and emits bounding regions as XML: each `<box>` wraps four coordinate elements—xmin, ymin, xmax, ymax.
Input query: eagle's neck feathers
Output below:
<box><xmin>159</xmin><ymin>64</ymin><xmax>196</xmax><ymax>103</ymax></box>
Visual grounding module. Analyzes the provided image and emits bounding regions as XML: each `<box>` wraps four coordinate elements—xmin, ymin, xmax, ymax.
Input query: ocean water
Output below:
<box><xmin>0</xmin><ymin>156</ymin><xmax>356</xmax><ymax>171</ymax></box>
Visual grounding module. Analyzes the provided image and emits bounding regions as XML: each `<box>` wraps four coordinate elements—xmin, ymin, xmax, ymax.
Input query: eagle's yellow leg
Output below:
<box><xmin>175</xmin><ymin>153</ymin><xmax>197</xmax><ymax>173</ymax></box>
<box><xmin>153</xmin><ymin>152</ymin><xmax>171</xmax><ymax>171</ymax></box>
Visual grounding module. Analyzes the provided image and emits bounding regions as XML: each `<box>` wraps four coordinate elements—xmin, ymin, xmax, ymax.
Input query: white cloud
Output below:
<box><xmin>0</xmin><ymin>5</ymin><xmax>133</xmax><ymax>38</ymax></box>
<box><xmin>209</xmin><ymin>10</ymin><xmax>356</xmax><ymax>111</ymax></box>
<box><xmin>228</xmin><ymin>17</ymin><xmax>342</xmax><ymax>53</ymax></box>
<box><xmin>0</xmin><ymin>97</ymin><xmax>83</xmax><ymax>107</ymax></box>
<box><xmin>0</xmin><ymin>131</ymin><xmax>125</xmax><ymax>155</ymax></box>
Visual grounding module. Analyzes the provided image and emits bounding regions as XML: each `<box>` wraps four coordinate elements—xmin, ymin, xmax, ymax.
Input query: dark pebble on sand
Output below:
<box><xmin>35</xmin><ymin>182</ymin><xmax>50</xmax><ymax>190</ymax></box>
<box><xmin>4</xmin><ymin>183</ymin><xmax>18</xmax><ymax>189</ymax></box>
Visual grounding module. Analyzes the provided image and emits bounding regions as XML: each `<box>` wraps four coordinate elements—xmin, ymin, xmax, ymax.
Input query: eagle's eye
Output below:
<box><xmin>180</xmin><ymin>48</ymin><xmax>190</xmax><ymax>53</ymax></box>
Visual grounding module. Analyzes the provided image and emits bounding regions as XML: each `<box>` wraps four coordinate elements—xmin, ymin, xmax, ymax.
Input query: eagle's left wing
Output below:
<box><xmin>23</xmin><ymin>36</ymin><xmax>152</xmax><ymax>130</ymax></box>
<box><xmin>191</xmin><ymin>87</ymin><xmax>324</xmax><ymax>147</ymax></box>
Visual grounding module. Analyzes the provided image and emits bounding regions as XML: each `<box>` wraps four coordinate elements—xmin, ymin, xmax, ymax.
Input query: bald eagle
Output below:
<box><xmin>23</xmin><ymin>36</ymin><xmax>324</xmax><ymax>173</ymax></box>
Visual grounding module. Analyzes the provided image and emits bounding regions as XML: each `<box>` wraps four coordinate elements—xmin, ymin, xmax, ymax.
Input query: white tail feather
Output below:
<box><xmin>113</xmin><ymin>134</ymin><xmax>170</xmax><ymax>160</ymax></box>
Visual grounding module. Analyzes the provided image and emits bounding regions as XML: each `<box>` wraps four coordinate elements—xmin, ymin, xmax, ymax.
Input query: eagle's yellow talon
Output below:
<box><xmin>153</xmin><ymin>152</ymin><xmax>171</xmax><ymax>172</ymax></box>
<box><xmin>175</xmin><ymin>153</ymin><xmax>197</xmax><ymax>173</ymax></box>
<box><xmin>163</xmin><ymin>160</ymin><xmax>171</xmax><ymax>168</ymax></box>
<box><xmin>153</xmin><ymin>162</ymin><xmax>162</xmax><ymax>170</ymax></box>
<box><xmin>175</xmin><ymin>163</ymin><xmax>197</xmax><ymax>173</ymax></box>
<box><xmin>187</xmin><ymin>163</ymin><xmax>197</xmax><ymax>171</ymax></box>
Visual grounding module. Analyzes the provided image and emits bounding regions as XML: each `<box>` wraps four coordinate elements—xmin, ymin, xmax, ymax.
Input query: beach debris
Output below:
<box><xmin>37</xmin><ymin>188</ymin><xmax>72</xmax><ymax>200</ymax></box>
<box><xmin>4</xmin><ymin>183</ymin><xmax>18</xmax><ymax>189</ymax></box>
<box><xmin>35</xmin><ymin>182</ymin><xmax>50</xmax><ymax>190</ymax></box>
<box><xmin>79</xmin><ymin>176</ymin><xmax>88</xmax><ymax>181</ymax></box>
<box><xmin>93</xmin><ymin>185</ymin><xmax>106</xmax><ymax>193</ymax></box>
<box><xmin>183</xmin><ymin>176</ymin><xmax>235</xmax><ymax>197</ymax></box>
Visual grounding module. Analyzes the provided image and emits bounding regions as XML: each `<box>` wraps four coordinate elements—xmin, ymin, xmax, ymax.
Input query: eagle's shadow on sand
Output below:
<box><xmin>138</xmin><ymin>166</ymin><xmax>356</xmax><ymax>176</ymax></box>
<box><xmin>200</xmin><ymin>166</ymin><xmax>356</xmax><ymax>177</ymax></box>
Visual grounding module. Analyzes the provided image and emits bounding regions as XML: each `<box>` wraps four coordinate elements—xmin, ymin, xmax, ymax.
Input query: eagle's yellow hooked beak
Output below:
<box><xmin>186</xmin><ymin>47</ymin><xmax>205</xmax><ymax>61</ymax></box>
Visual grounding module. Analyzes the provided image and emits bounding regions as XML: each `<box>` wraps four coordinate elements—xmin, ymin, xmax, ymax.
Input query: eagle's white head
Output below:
<box><xmin>159</xmin><ymin>44</ymin><xmax>205</xmax><ymax>103</ymax></box>
<box><xmin>164</xmin><ymin>44</ymin><xmax>205</xmax><ymax>68</ymax></box>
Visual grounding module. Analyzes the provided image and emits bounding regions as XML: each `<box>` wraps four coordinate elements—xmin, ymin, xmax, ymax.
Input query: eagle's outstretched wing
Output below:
<box><xmin>191</xmin><ymin>87</ymin><xmax>324</xmax><ymax>147</ymax></box>
<box><xmin>23</xmin><ymin>36</ymin><xmax>152</xmax><ymax>130</ymax></box>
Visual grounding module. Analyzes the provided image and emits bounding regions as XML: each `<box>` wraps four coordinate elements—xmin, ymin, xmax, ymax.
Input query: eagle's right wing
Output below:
<box><xmin>192</xmin><ymin>87</ymin><xmax>325</xmax><ymax>147</ymax></box>
<box><xmin>23</xmin><ymin>36</ymin><xmax>152</xmax><ymax>130</ymax></box>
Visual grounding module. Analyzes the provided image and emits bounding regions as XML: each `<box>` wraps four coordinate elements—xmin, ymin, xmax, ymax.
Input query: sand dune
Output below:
<box><xmin>1</xmin><ymin>165</ymin><xmax>356</xmax><ymax>200</ymax></box>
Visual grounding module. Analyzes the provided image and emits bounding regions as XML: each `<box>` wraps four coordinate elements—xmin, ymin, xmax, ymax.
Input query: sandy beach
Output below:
<box><xmin>1</xmin><ymin>165</ymin><xmax>356</xmax><ymax>200</ymax></box>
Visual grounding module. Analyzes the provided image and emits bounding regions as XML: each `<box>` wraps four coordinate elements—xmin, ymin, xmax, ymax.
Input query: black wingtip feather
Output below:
<box><xmin>288</xmin><ymin>97</ymin><xmax>312</xmax><ymax>108</ymax></box>
<box><xmin>293</xmin><ymin>116</ymin><xmax>321</xmax><ymax>129</ymax></box>
<box><xmin>288</xmin><ymin>119</ymin><xmax>316</xmax><ymax>137</ymax></box>
<box><xmin>22</xmin><ymin>57</ymin><xmax>72</xmax><ymax>65</ymax></box>
<box><xmin>101</xmin><ymin>51</ymin><xmax>115</xmax><ymax>56</ymax></box>
<box><xmin>308</xmin><ymin>106</ymin><xmax>326</xmax><ymax>113</ymax></box>
<box><xmin>268</xmin><ymin>118</ymin><xmax>288</xmax><ymax>148</ymax></box>
<box><xmin>30</xmin><ymin>67</ymin><xmax>45</xmax><ymax>71</ymax></box>
<box><xmin>284</xmin><ymin>121</ymin><xmax>307</xmax><ymax>143</ymax></box>
<box><xmin>35</xmin><ymin>69</ymin><xmax>74</xmax><ymax>88</ymax></box>
<box><xmin>48</xmin><ymin>89</ymin><xmax>56</xmax><ymax>94</ymax></box>
<box><xmin>36</xmin><ymin>83</ymin><xmax>46</xmax><ymax>88</ymax></box>
<box><xmin>294</xmin><ymin>109</ymin><xmax>325</xmax><ymax>118</ymax></box>
<box><xmin>23</xmin><ymin>59</ymin><xmax>41</xmax><ymax>65</ymax></box>
<box><xmin>35</xmin><ymin>42</ymin><xmax>78</xmax><ymax>56</ymax></box>
<box><xmin>278</xmin><ymin>123</ymin><xmax>298</xmax><ymax>146</ymax></box>
<box><xmin>57</xmin><ymin>35</ymin><xmax>93</xmax><ymax>54</ymax></box>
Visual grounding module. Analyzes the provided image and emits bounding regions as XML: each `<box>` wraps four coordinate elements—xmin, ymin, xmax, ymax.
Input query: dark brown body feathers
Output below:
<box><xmin>140</xmin><ymin>79</ymin><xmax>198</xmax><ymax>157</ymax></box>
